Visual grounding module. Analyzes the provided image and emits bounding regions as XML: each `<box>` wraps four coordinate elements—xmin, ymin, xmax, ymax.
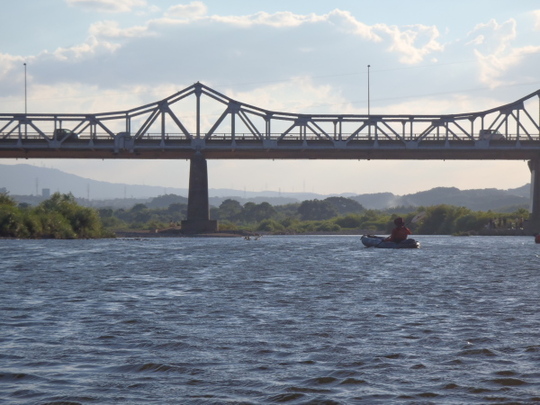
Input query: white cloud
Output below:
<box><xmin>66</xmin><ymin>0</ymin><xmax>147</xmax><ymax>13</ymax></box>
<box><xmin>468</xmin><ymin>18</ymin><xmax>517</xmax><ymax>54</ymax></box>
<box><xmin>6</xmin><ymin>7</ymin><xmax>536</xmax><ymax>108</ymax></box>
<box><xmin>466</xmin><ymin>34</ymin><xmax>484</xmax><ymax>46</ymax></box>
<box><xmin>209</xmin><ymin>10</ymin><xmax>322</xmax><ymax>28</ymax></box>
<box><xmin>165</xmin><ymin>1</ymin><xmax>207</xmax><ymax>20</ymax></box>
<box><xmin>533</xmin><ymin>10</ymin><xmax>540</xmax><ymax>30</ymax></box>
<box><xmin>224</xmin><ymin>77</ymin><xmax>351</xmax><ymax>114</ymax></box>
<box><xmin>0</xmin><ymin>53</ymin><xmax>22</xmax><ymax>81</ymax></box>
<box><xmin>468</xmin><ymin>19</ymin><xmax>540</xmax><ymax>87</ymax></box>
<box><xmin>382</xmin><ymin>94</ymin><xmax>501</xmax><ymax>116</ymax></box>
<box><xmin>326</xmin><ymin>9</ymin><xmax>381</xmax><ymax>41</ymax></box>
<box><xmin>8</xmin><ymin>81</ymin><xmax>181</xmax><ymax>115</ymax></box>
<box><xmin>375</xmin><ymin>23</ymin><xmax>444</xmax><ymax>64</ymax></box>
<box><xmin>89</xmin><ymin>20</ymin><xmax>152</xmax><ymax>39</ymax></box>
<box><xmin>475</xmin><ymin>45</ymin><xmax>540</xmax><ymax>88</ymax></box>
<box><xmin>51</xmin><ymin>36</ymin><xmax>119</xmax><ymax>62</ymax></box>
<box><xmin>205</xmin><ymin>7</ymin><xmax>445</xmax><ymax>69</ymax></box>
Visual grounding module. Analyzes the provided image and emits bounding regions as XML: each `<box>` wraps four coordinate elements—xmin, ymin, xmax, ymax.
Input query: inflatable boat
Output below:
<box><xmin>361</xmin><ymin>235</ymin><xmax>420</xmax><ymax>249</ymax></box>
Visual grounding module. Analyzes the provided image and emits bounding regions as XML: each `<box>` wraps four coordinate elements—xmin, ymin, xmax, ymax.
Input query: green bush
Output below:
<box><xmin>0</xmin><ymin>192</ymin><xmax>108</xmax><ymax>239</ymax></box>
<box><xmin>217</xmin><ymin>220</ymin><xmax>238</xmax><ymax>231</ymax></box>
<box><xmin>315</xmin><ymin>221</ymin><xmax>341</xmax><ymax>232</ymax></box>
<box><xmin>334</xmin><ymin>214</ymin><xmax>363</xmax><ymax>229</ymax></box>
<box><xmin>21</xmin><ymin>210</ymin><xmax>43</xmax><ymax>238</ymax></box>
<box><xmin>38</xmin><ymin>211</ymin><xmax>77</xmax><ymax>239</ymax></box>
<box><xmin>257</xmin><ymin>219</ymin><xmax>285</xmax><ymax>232</ymax></box>
<box><xmin>0</xmin><ymin>205</ymin><xmax>26</xmax><ymax>237</ymax></box>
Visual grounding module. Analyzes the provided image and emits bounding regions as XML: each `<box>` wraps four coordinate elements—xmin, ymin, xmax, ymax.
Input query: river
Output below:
<box><xmin>1</xmin><ymin>235</ymin><xmax>539</xmax><ymax>404</ymax></box>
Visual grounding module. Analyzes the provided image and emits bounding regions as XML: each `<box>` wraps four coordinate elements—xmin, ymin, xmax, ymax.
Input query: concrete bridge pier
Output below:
<box><xmin>527</xmin><ymin>159</ymin><xmax>540</xmax><ymax>234</ymax></box>
<box><xmin>181</xmin><ymin>152</ymin><xmax>218</xmax><ymax>234</ymax></box>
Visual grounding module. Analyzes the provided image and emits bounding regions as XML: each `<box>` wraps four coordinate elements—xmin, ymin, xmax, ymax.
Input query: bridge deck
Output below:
<box><xmin>0</xmin><ymin>136</ymin><xmax>539</xmax><ymax>160</ymax></box>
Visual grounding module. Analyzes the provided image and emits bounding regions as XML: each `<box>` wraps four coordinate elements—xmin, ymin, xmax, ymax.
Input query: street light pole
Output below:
<box><xmin>367</xmin><ymin>64</ymin><xmax>371</xmax><ymax>116</ymax></box>
<box><xmin>24</xmin><ymin>62</ymin><xmax>27</xmax><ymax>114</ymax></box>
<box><xmin>23</xmin><ymin>62</ymin><xmax>28</xmax><ymax>138</ymax></box>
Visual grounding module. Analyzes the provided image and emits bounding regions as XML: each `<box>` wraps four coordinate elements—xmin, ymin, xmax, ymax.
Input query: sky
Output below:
<box><xmin>1</xmin><ymin>0</ymin><xmax>540</xmax><ymax>196</ymax></box>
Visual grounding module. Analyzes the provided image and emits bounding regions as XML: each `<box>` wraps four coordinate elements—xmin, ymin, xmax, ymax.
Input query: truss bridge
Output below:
<box><xmin>1</xmin><ymin>82</ymin><xmax>539</xmax><ymax>233</ymax></box>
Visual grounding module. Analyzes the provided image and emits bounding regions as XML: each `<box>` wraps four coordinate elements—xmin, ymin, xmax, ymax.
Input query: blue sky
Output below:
<box><xmin>1</xmin><ymin>0</ymin><xmax>540</xmax><ymax>196</ymax></box>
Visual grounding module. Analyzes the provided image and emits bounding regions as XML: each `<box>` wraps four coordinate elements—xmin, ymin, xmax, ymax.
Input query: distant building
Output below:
<box><xmin>42</xmin><ymin>188</ymin><xmax>50</xmax><ymax>198</ymax></box>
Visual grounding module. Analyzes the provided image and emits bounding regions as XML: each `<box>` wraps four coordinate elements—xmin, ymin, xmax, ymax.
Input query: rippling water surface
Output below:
<box><xmin>1</xmin><ymin>235</ymin><xmax>540</xmax><ymax>404</ymax></box>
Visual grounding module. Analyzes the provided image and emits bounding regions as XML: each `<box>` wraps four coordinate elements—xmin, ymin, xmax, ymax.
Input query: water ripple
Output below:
<box><xmin>1</xmin><ymin>236</ymin><xmax>539</xmax><ymax>403</ymax></box>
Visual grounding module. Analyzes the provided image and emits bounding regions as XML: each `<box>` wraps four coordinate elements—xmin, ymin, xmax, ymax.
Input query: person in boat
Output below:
<box><xmin>384</xmin><ymin>217</ymin><xmax>411</xmax><ymax>243</ymax></box>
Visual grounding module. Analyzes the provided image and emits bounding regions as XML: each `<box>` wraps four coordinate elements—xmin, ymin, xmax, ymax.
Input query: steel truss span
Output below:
<box><xmin>1</xmin><ymin>82</ymin><xmax>539</xmax><ymax>160</ymax></box>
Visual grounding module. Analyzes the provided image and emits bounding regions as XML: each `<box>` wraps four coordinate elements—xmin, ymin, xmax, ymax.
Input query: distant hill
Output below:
<box><xmin>349</xmin><ymin>186</ymin><xmax>529</xmax><ymax>212</ymax></box>
<box><xmin>0</xmin><ymin>164</ymin><xmax>187</xmax><ymax>200</ymax></box>
<box><xmin>399</xmin><ymin>186</ymin><xmax>529</xmax><ymax>211</ymax></box>
<box><xmin>0</xmin><ymin>163</ymin><xmax>531</xmax><ymax>212</ymax></box>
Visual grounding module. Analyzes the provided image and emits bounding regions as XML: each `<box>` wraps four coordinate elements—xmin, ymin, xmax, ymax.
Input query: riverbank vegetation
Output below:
<box><xmin>0</xmin><ymin>193</ymin><xmax>111</xmax><ymax>238</ymax></box>
<box><xmin>97</xmin><ymin>195</ymin><xmax>530</xmax><ymax>236</ymax></box>
<box><xmin>1</xmin><ymin>192</ymin><xmax>529</xmax><ymax>238</ymax></box>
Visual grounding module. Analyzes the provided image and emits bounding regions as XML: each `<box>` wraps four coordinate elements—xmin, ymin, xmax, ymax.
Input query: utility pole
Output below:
<box><xmin>24</xmin><ymin>63</ymin><xmax>27</xmax><ymax>114</ymax></box>
<box><xmin>24</xmin><ymin>63</ymin><xmax>27</xmax><ymax>138</ymax></box>
<box><xmin>367</xmin><ymin>64</ymin><xmax>371</xmax><ymax>116</ymax></box>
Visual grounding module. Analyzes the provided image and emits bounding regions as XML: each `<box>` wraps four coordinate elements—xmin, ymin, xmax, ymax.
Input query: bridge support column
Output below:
<box><xmin>181</xmin><ymin>152</ymin><xmax>218</xmax><ymax>234</ymax></box>
<box><xmin>526</xmin><ymin>159</ymin><xmax>540</xmax><ymax>234</ymax></box>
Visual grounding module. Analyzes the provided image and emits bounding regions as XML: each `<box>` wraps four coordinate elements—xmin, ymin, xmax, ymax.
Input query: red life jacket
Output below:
<box><xmin>389</xmin><ymin>226</ymin><xmax>411</xmax><ymax>242</ymax></box>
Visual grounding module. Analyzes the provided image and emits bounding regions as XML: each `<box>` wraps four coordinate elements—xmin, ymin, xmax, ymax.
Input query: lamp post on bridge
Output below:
<box><xmin>367</xmin><ymin>64</ymin><xmax>371</xmax><ymax>116</ymax></box>
<box><xmin>24</xmin><ymin>63</ymin><xmax>27</xmax><ymax>115</ymax></box>
<box><xmin>24</xmin><ymin>62</ymin><xmax>27</xmax><ymax>138</ymax></box>
<box><xmin>367</xmin><ymin>64</ymin><xmax>372</xmax><ymax>139</ymax></box>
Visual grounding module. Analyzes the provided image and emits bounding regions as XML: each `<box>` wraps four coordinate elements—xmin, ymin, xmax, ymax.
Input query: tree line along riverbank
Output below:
<box><xmin>0</xmin><ymin>192</ymin><xmax>531</xmax><ymax>239</ymax></box>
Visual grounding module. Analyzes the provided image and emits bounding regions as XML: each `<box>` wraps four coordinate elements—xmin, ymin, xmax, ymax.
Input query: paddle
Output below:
<box><xmin>408</xmin><ymin>211</ymin><xmax>427</xmax><ymax>226</ymax></box>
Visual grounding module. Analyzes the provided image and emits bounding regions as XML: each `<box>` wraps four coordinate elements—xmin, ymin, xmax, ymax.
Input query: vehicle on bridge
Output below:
<box><xmin>114</xmin><ymin>132</ymin><xmax>134</xmax><ymax>151</ymax></box>
<box><xmin>479</xmin><ymin>129</ymin><xmax>504</xmax><ymax>141</ymax></box>
<box><xmin>53</xmin><ymin>129</ymin><xmax>78</xmax><ymax>141</ymax></box>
